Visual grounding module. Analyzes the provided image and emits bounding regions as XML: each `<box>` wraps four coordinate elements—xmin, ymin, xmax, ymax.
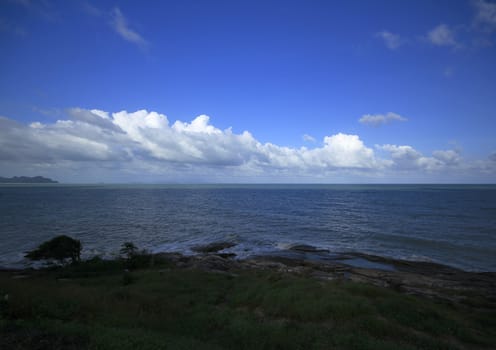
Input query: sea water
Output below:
<box><xmin>0</xmin><ymin>184</ymin><xmax>495</xmax><ymax>271</ymax></box>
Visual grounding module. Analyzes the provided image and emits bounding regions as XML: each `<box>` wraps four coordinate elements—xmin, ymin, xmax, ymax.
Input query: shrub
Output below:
<box><xmin>119</xmin><ymin>242</ymin><xmax>138</xmax><ymax>260</ymax></box>
<box><xmin>25</xmin><ymin>235</ymin><xmax>82</xmax><ymax>264</ymax></box>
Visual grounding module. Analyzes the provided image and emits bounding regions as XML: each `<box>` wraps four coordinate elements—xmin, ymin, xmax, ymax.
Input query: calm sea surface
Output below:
<box><xmin>0</xmin><ymin>184</ymin><xmax>495</xmax><ymax>271</ymax></box>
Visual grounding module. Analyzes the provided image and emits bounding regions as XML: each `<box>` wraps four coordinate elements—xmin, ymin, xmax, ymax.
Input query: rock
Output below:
<box><xmin>148</xmin><ymin>250</ymin><xmax>496</xmax><ymax>304</ymax></box>
<box><xmin>191</xmin><ymin>241</ymin><xmax>236</xmax><ymax>253</ymax></box>
<box><xmin>216</xmin><ymin>253</ymin><xmax>236</xmax><ymax>259</ymax></box>
<box><xmin>288</xmin><ymin>244</ymin><xmax>329</xmax><ymax>253</ymax></box>
<box><xmin>192</xmin><ymin>255</ymin><xmax>238</xmax><ymax>272</ymax></box>
<box><xmin>153</xmin><ymin>252</ymin><xmax>184</xmax><ymax>264</ymax></box>
<box><xmin>243</xmin><ymin>260</ymin><xmax>288</xmax><ymax>271</ymax></box>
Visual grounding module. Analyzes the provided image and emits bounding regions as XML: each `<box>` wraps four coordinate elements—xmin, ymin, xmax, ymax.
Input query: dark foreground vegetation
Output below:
<box><xmin>1</xmin><ymin>254</ymin><xmax>495</xmax><ymax>350</ymax></box>
<box><xmin>24</xmin><ymin>235</ymin><xmax>82</xmax><ymax>264</ymax></box>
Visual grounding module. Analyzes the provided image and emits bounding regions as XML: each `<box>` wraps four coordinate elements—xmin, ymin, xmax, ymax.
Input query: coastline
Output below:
<box><xmin>154</xmin><ymin>248</ymin><xmax>496</xmax><ymax>303</ymax></box>
<box><xmin>2</xmin><ymin>245</ymin><xmax>495</xmax><ymax>349</ymax></box>
<box><xmin>4</xmin><ymin>244</ymin><xmax>495</xmax><ymax>304</ymax></box>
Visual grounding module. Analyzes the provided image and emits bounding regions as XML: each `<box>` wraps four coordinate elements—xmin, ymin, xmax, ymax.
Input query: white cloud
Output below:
<box><xmin>302</xmin><ymin>134</ymin><xmax>316</xmax><ymax>143</ymax></box>
<box><xmin>432</xmin><ymin>149</ymin><xmax>461</xmax><ymax>165</ymax></box>
<box><xmin>0</xmin><ymin>110</ymin><xmax>380</xmax><ymax>180</ymax></box>
<box><xmin>110</xmin><ymin>7</ymin><xmax>148</xmax><ymax>49</ymax></box>
<box><xmin>359</xmin><ymin>112</ymin><xmax>407</xmax><ymax>127</ymax></box>
<box><xmin>375</xmin><ymin>31</ymin><xmax>403</xmax><ymax>50</ymax></box>
<box><xmin>379</xmin><ymin>144</ymin><xmax>426</xmax><ymax>169</ymax></box>
<box><xmin>0</xmin><ymin>115</ymin><xmax>126</xmax><ymax>162</ymax></box>
<box><xmin>474</xmin><ymin>0</ymin><xmax>496</xmax><ymax>29</ymax></box>
<box><xmin>67</xmin><ymin>108</ymin><xmax>121</xmax><ymax>132</ymax></box>
<box><xmin>379</xmin><ymin>145</ymin><xmax>462</xmax><ymax>171</ymax></box>
<box><xmin>427</xmin><ymin>24</ymin><xmax>458</xmax><ymax>47</ymax></box>
<box><xmin>0</xmin><ymin>109</ymin><xmax>493</xmax><ymax>183</ymax></box>
<box><xmin>318</xmin><ymin>133</ymin><xmax>378</xmax><ymax>168</ymax></box>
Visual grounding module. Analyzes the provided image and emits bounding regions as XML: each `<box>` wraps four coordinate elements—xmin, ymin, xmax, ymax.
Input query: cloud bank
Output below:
<box><xmin>0</xmin><ymin>109</ymin><xmax>493</xmax><ymax>183</ymax></box>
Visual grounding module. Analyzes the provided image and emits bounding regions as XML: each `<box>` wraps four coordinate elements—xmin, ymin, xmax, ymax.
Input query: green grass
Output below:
<box><xmin>1</xmin><ymin>259</ymin><xmax>495</xmax><ymax>349</ymax></box>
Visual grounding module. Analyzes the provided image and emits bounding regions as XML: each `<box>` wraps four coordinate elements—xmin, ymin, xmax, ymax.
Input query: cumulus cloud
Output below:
<box><xmin>318</xmin><ymin>134</ymin><xmax>378</xmax><ymax>168</ymax></box>
<box><xmin>375</xmin><ymin>31</ymin><xmax>403</xmax><ymax>50</ymax></box>
<box><xmin>0</xmin><ymin>112</ymin><xmax>134</xmax><ymax>163</ymax></box>
<box><xmin>110</xmin><ymin>7</ymin><xmax>148</xmax><ymax>48</ymax></box>
<box><xmin>67</xmin><ymin>108</ymin><xmax>122</xmax><ymax>132</ymax></box>
<box><xmin>432</xmin><ymin>149</ymin><xmax>461</xmax><ymax>165</ymax></box>
<box><xmin>427</xmin><ymin>24</ymin><xmax>458</xmax><ymax>47</ymax></box>
<box><xmin>0</xmin><ymin>110</ymin><xmax>380</xmax><ymax>175</ymax></box>
<box><xmin>0</xmin><ymin>109</ymin><xmax>493</xmax><ymax>182</ymax></box>
<box><xmin>378</xmin><ymin>145</ymin><xmax>462</xmax><ymax>171</ymax></box>
<box><xmin>359</xmin><ymin>112</ymin><xmax>407</xmax><ymax>127</ymax></box>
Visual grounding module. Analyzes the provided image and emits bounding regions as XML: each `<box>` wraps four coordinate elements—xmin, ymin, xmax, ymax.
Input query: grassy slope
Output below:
<box><xmin>1</xmin><ymin>258</ymin><xmax>495</xmax><ymax>350</ymax></box>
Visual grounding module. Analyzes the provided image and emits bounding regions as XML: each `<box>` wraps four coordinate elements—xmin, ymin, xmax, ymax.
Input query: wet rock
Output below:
<box><xmin>288</xmin><ymin>244</ymin><xmax>329</xmax><ymax>253</ymax></box>
<box><xmin>191</xmin><ymin>241</ymin><xmax>236</xmax><ymax>253</ymax></box>
<box><xmin>153</xmin><ymin>250</ymin><xmax>496</xmax><ymax>305</ymax></box>
<box><xmin>216</xmin><ymin>253</ymin><xmax>236</xmax><ymax>259</ymax></box>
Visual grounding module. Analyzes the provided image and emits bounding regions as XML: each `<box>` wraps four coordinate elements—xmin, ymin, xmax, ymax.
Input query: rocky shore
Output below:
<box><xmin>4</xmin><ymin>240</ymin><xmax>495</xmax><ymax>306</ymax></box>
<box><xmin>156</xmin><ymin>242</ymin><xmax>496</xmax><ymax>305</ymax></box>
<box><xmin>3</xmin><ymin>241</ymin><xmax>495</xmax><ymax>349</ymax></box>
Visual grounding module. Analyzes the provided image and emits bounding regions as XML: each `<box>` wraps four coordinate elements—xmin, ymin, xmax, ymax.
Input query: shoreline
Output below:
<box><xmin>4</xmin><ymin>244</ymin><xmax>495</xmax><ymax>304</ymax></box>
<box><xmin>155</xmin><ymin>248</ymin><xmax>496</xmax><ymax>303</ymax></box>
<box><xmin>2</xmin><ymin>245</ymin><xmax>495</xmax><ymax>349</ymax></box>
<box><xmin>3</xmin><ymin>239</ymin><xmax>494</xmax><ymax>273</ymax></box>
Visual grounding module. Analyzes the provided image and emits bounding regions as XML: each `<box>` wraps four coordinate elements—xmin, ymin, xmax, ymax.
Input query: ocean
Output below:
<box><xmin>0</xmin><ymin>184</ymin><xmax>495</xmax><ymax>271</ymax></box>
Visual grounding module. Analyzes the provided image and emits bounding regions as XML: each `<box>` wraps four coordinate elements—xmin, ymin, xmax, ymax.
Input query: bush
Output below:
<box><xmin>119</xmin><ymin>242</ymin><xmax>153</xmax><ymax>269</ymax></box>
<box><xmin>25</xmin><ymin>235</ymin><xmax>82</xmax><ymax>265</ymax></box>
<box><xmin>119</xmin><ymin>242</ymin><xmax>138</xmax><ymax>260</ymax></box>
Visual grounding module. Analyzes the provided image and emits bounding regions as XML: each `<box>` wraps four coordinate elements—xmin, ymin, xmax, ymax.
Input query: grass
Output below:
<box><xmin>1</xmin><ymin>257</ymin><xmax>495</xmax><ymax>349</ymax></box>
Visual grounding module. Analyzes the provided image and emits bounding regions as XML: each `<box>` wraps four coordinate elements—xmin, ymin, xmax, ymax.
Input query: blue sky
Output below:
<box><xmin>1</xmin><ymin>0</ymin><xmax>496</xmax><ymax>183</ymax></box>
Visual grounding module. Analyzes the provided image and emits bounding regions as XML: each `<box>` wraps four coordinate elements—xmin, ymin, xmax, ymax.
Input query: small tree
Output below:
<box><xmin>25</xmin><ymin>235</ymin><xmax>82</xmax><ymax>264</ymax></box>
<box><xmin>120</xmin><ymin>242</ymin><xmax>138</xmax><ymax>260</ymax></box>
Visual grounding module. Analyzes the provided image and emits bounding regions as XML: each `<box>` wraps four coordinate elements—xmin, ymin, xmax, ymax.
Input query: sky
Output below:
<box><xmin>0</xmin><ymin>0</ymin><xmax>496</xmax><ymax>183</ymax></box>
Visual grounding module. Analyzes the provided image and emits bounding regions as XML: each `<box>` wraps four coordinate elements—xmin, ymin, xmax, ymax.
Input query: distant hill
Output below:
<box><xmin>0</xmin><ymin>176</ymin><xmax>58</xmax><ymax>183</ymax></box>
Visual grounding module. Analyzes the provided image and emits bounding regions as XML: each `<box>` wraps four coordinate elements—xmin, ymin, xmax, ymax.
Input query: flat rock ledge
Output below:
<box><xmin>154</xmin><ymin>250</ymin><xmax>496</xmax><ymax>305</ymax></box>
<box><xmin>191</xmin><ymin>241</ymin><xmax>237</xmax><ymax>253</ymax></box>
